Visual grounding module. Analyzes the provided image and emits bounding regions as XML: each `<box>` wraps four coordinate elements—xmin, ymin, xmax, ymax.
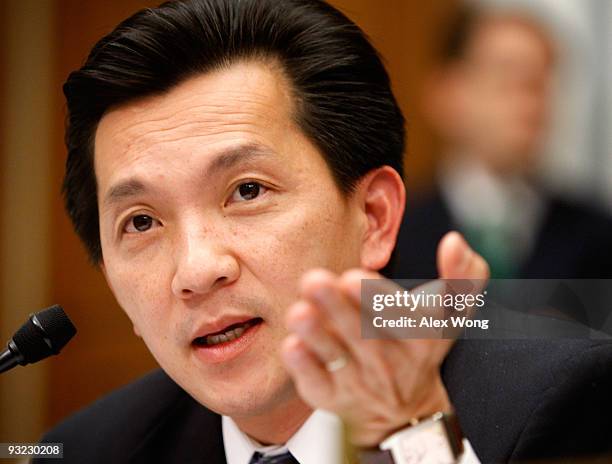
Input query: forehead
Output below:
<box><xmin>469</xmin><ymin>16</ymin><xmax>554</xmax><ymax>67</ymax></box>
<box><xmin>94</xmin><ymin>59</ymin><xmax>301</xmax><ymax>185</ymax></box>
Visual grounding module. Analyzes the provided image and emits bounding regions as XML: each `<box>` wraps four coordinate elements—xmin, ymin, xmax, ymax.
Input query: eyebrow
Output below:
<box><xmin>206</xmin><ymin>143</ymin><xmax>274</xmax><ymax>177</ymax></box>
<box><xmin>102</xmin><ymin>143</ymin><xmax>276</xmax><ymax>207</ymax></box>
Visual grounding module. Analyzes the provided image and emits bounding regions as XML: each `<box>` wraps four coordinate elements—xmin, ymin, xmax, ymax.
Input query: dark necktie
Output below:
<box><xmin>248</xmin><ymin>450</ymin><xmax>300</xmax><ymax>464</ymax></box>
<box><xmin>463</xmin><ymin>224</ymin><xmax>518</xmax><ymax>278</ymax></box>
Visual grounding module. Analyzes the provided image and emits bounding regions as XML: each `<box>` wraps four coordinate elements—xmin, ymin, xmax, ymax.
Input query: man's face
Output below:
<box><xmin>94</xmin><ymin>60</ymin><xmax>365</xmax><ymax>417</ymax></box>
<box><xmin>430</xmin><ymin>17</ymin><xmax>554</xmax><ymax>173</ymax></box>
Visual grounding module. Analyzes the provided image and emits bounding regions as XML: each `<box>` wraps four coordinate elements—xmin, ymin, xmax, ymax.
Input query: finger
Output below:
<box><xmin>429</xmin><ymin>232</ymin><xmax>489</xmax><ymax>340</ymax></box>
<box><xmin>338</xmin><ymin>268</ymin><xmax>384</xmax><ymax>307</ymax></box>
<box><xmin>437</xmin><ymin>231</ymin><xmax>490</xmax><ymax>281</ymax></box>
<box><xmin>339</xmin><ymin>269</ymin><xmax>449</xmax><ymax>341</ymax></box>
<box><xmin>281</xmin><ymin>334</ymin><xmax>334</xmax><ymax>407</ymax></box>
<box><xmin>286</xmin><ymin>300</ymin><xmax>357</xmax><ymax>379</ymax></box>
<box><xmin>299</xmin><ymin>269</ymin><xmax>362</xmax><ymax>345</ymax></box>
<box><xmin>339</xmin><ymin>273</ymin><xmax>453</xmax><ymax>425</ymax></box>
<box><xmin>339</xmin><ymin>268</ymin><xmax>412</xmax><ymax>340</ymax></box>
<box><xmin>300</xmin><ymin>269</ymin><xmax>394</xmax><ymax>372</ymax></box>
<box><xmin>301</xmin><ymin>270</ymin><xmax>405</xmax><ymax>397</ymax></box>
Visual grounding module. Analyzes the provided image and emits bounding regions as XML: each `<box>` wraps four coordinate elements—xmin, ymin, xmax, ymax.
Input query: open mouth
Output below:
<box><xmin>192</xmin><ymin>317</ymin><xmax>263</xmax><ymax>347</ymax></box>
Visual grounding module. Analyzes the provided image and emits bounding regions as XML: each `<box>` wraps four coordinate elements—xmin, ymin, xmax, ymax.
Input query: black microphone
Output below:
<box><xmin>0</xmin><ymin>304</ymin><xmax>76</xmax><ymax>374</ymax></box>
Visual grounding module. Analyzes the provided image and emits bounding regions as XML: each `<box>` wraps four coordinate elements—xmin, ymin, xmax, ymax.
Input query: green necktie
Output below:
<box><xmin>463</xmin><ymin>224</ymin><xmax>518</xmax><ymax>278</ymax></box>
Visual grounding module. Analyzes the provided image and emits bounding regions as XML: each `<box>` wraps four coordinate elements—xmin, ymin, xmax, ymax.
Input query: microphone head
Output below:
<box><xmin>12</xmin><ymin>305</ymin><xmax>77</xmax><ymax>364</ymax></box>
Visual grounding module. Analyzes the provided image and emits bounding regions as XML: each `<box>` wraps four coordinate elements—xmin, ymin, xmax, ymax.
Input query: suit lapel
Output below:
<box><xmin>130</xmin><ymin>393</ymin><xmax>227</xmax><ymax>464</ymax></box>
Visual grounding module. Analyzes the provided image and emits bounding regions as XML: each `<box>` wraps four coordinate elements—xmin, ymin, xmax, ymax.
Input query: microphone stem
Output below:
<box><xmin>0</xmin><ymin>349</ymin><xmax>18</xmax><ymax>374</ymax></box>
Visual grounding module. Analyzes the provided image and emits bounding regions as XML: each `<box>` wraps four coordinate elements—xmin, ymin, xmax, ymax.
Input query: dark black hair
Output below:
<box><xmin>63</xmin><ymin>0</ymin><xmax>405</xmax><ymax>265</ymax></box>
<box><xmin>438</xmin><ymin>5</ymin><xmax>480</xmax><ymax>63</ymax></box>
<box><xmin>438</xmin><ymin>5</ymin><xmax>551</xmax><ymax>64</ymax></box>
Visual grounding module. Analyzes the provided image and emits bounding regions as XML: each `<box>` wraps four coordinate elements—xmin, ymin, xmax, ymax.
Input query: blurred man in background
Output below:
<box><xmin>394</xmin><ymin>4</ymin><xmax>612</xmax><ymax>280</ymax></box>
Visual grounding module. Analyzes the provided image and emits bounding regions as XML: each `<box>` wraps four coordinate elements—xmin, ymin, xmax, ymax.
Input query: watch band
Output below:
<box><xmin>440</xmin><ymin>410</ymin><xmax>464</xmax><ymax>459</ymax></box>
<box><xmin>357</xmin><ymin>448</ymin><xmax>394</xmax><ymax>464</ymax></box>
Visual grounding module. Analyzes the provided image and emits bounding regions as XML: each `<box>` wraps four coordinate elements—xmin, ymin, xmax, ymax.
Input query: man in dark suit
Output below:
<box><xmin>36</xmin><ymin>1</ymin><xmax>612</xmax><ymax>463</ymax></box>
<box><xmin>394</xmin><ymin>5</ymin><xmax>612</xmax><ymax>281</ymax></box>
<box><xmin>395</xmin><ymin>189</ymin><xmax>612</xmax><ymax>280</ymax></box>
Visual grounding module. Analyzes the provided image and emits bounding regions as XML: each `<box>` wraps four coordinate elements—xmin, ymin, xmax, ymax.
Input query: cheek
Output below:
<box><xmin>235</xmin><ymin>195</ymin><xmax>360</xmax><ymax>290</ymax></box>
<box><xmin>105</xmin><ymin>258</ymin><xmax>183</xmax><ymax>370</ymax></box>
<box><xmin>103</xmin><ymin>250</ymin><xmax>171</xmax><ymax>332</ymax></box>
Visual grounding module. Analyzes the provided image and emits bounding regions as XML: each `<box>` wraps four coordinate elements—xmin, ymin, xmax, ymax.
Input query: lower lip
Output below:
<box><xmin>191</xmin><ymin>321</ymin><xmax>262</xmax><ymax>364</ymax></box>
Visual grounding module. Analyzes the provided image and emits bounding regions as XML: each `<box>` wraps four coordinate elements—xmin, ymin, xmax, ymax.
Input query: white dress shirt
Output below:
<box><xmin>222</xmin><ymin>410</ymin><xmax>343</xmax><ymax>464</ymax></box>
<box><xmin>222</xmin><ymin>410</ymin><xmax>480</xmax><ymax>464</ymax></box>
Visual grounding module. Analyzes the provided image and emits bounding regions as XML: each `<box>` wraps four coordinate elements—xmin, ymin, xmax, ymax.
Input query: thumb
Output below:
<box><xmin>437</xmin><ymin>231</ymin><xmax>490</xmax><ymax>280</ymax></box>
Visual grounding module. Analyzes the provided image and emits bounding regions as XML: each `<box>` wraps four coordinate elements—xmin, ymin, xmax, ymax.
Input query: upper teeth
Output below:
<box><xmin>205</xmin><ymin>325</ymin><xmax>247</xmax><ymax>346</ymax></box>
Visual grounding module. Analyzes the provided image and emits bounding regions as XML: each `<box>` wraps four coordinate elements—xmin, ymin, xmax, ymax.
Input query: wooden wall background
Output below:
<box><xmin>1</xmin><ymin>0</ymin><xmax>56</xmax><ymax>443</ymax></box>
<box><xmin>47</xmin><ymin>0</ymin><xmax>162</xmax><ymax>428</ymax></box>
<box><xmin>0</xmin><ymin>0</ymin><xmax>6</xmax><ymax>337</ymax></box>
<box><xmin>0</xmin><ymin>0</ymin><xmax>456</xmax><ymax>441</ymax></box>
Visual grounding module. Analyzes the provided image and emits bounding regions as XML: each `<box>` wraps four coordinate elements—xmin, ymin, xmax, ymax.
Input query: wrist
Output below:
<box><xmin>354</xmin><ymin>410</ymin><xmax>465</xmax><ymax>464</ymax></box>
<box><xmin>348</xmin><ymin>392</ymin><xmax>452</xmax><ymax>447</ymax></box>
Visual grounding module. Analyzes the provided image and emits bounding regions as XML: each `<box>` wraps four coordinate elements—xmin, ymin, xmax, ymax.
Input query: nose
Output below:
<box><xmin>171</xmin><ymin>226</ymin><xmax>240</xmax><ymax>299</ymax></box>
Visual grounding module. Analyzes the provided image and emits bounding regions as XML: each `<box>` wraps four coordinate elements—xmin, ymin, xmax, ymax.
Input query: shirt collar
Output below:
<box><xmin>222</xmin><ymin>410</ymin><xmax>343</xmax><ymax>464</ymax></box>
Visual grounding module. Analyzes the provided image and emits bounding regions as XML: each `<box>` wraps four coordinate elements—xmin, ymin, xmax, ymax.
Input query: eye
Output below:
<box><xmin>230</xmin><ymin>181</ymin><xmax>268</xmax><ymax>203</ymax></box>
<box><xmin>123</xmin><ymin>214</ymin><xmax>160</xmax><ymax>233</ymax></box>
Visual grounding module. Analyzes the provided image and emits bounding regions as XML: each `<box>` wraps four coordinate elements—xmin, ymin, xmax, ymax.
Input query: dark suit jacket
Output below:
<box><xmin>393</xmin><ymin>189</ymin><xmax>612</xmax><ymax>280</ymax></box>
<box><xmin>37</xmin><ymin>339</ymin><xmax>612</xmax><ymax>463</ymax></box>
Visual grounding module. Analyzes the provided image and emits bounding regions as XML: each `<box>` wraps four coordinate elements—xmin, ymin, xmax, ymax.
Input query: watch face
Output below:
<box><xmin>388</xmin><ymin>420</ymin><xmax>456</xmax><ymax>464</ymax></box>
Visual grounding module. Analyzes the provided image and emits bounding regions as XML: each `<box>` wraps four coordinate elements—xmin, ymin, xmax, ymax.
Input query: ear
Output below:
<box><xmin>357</xmin><ymin>166</ymin><xmax>405</xmax><ymax>270</ymax></box>
<box><xmin>100</xmin><ymin>261</ymin><xmax>142</xmax><ymax>338</ymax></box>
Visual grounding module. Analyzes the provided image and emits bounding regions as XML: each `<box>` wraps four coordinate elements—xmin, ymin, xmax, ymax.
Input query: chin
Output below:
<box><xmin>181</xmin><ymin>364</ymin><xmax>296</xmax><ymax>417</ymax></box>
